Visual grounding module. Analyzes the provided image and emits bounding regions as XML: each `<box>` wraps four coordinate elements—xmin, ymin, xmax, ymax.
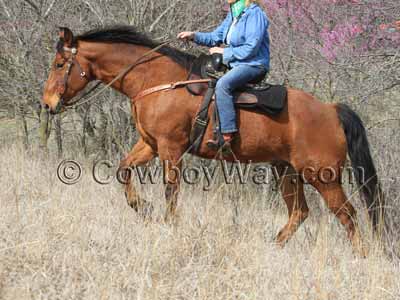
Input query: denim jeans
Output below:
<box><xmin>215</xmin><ymin>64</ymin><xmax>266</xmax><ymax>133</ymax></box>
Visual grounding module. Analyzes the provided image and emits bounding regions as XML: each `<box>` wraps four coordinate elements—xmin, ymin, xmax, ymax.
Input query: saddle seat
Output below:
<box><xmin>187</xmin><ymin>54</ymin><xmax>287</xmax><ymax>116</ymax></box>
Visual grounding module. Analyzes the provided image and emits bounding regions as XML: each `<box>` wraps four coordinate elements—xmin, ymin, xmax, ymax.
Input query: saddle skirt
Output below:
<box><xmin>187</xmin><ymin>54</ymin><xmax>287</xmax><ymax>116</ymax></box>
<box><xmin>234</xmin><ymin>85</ymin><xmax>287</xmax><ymax>115</ymax></box>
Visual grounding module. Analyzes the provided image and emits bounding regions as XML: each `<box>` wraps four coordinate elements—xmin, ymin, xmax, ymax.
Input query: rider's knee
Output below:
<box><xmin>215</xmin><ymin>77</ymin><xmax>233</xmax><ymax>94</ymax></box>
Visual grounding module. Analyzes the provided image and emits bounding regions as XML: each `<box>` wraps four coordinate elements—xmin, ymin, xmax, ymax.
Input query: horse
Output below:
<box><xmin>42</xmin><ymin>26</ymin><xmax>384</xmax><ymax>254</ymax></box>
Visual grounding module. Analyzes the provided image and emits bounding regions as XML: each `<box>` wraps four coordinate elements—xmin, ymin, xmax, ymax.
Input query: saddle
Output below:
<box><xmin>188</xmin><ymin>54</ymin><xmax>287</xmax><ymax>154</ymax></box>
<box><xmin>187</xmin><ymin>54</ymin><xmax>287</xmax><ymax>115</ymax></box>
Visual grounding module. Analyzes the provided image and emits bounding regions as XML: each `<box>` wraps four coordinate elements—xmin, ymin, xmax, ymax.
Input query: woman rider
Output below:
<box><xmin>178</xmin><ymin>0</ymin><xmax>270</xmax><ymax>149</ymax></box>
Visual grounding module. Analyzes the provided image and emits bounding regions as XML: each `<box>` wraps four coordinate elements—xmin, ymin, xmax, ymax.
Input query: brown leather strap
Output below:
<box><xmin>133</xmin><ymin>79</ymin><xmax>212</xmax><ymax>102</ymax></box>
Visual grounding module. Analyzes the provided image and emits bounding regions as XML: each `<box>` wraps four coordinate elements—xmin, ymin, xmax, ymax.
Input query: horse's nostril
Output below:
<box><xmin>43</xmin><ymin>104</ymin><xmax>50</xmax><ymax>111</ymax></box>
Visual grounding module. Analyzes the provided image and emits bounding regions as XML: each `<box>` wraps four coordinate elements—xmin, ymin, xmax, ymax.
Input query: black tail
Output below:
<box><xmin>336</xmin><ymin>103</ymin><xmax>384</xmax><ymax>231</ymax></box>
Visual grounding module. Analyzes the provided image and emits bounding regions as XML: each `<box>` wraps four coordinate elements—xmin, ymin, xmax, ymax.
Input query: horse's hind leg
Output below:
<box><xmin>311</xmin><ymin>180</ymin><xmax>365</xmax><ymax>256</ymax></box>
<box><xmin>274</xmin><ymin>163</ymin><xmax>309</xmax><ymax>247</ymax></box>
<box><xmin>119</xmin><ymin>138</ymin><xmax>156</xmax><ymax>217</ymax></box>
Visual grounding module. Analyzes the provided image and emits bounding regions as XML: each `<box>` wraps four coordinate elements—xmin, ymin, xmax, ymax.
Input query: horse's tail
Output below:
<box><xmin>335</xmin><ymin>103</ymin><xmax>385</xmax><ymax>232</ymax></box>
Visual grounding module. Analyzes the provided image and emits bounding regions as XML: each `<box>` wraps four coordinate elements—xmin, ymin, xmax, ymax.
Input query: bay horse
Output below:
<box><xmin>42</xmin><ymin>26</ymin><xmax>384</xmax><ymax>253</ymax></box>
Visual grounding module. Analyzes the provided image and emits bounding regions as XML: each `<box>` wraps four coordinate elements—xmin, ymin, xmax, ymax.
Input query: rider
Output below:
<box><xmin>178</xmin><ymin>0</ymin><xmax>270</xmax><ymax>149</ymax></box>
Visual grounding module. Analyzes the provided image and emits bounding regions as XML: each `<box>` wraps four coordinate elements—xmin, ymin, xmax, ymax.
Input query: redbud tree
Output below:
<box><xmin>262</xmin><ymin>0</ymin><xmax>399</xmax><ymax>106</ymax></box>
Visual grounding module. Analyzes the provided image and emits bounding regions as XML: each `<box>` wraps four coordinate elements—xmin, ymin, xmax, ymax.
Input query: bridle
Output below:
<box><xmin>56</xmin><ymin>46</ymin><xmax>102</xmax><ymax>112</ymax></box>
<box><xmin>54</xmin><ymin>40</ymin><xmax>175</xmax><ymax>114</ymax></box>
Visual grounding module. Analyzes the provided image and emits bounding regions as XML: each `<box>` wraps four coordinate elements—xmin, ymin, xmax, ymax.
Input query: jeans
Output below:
<box><xmin>215</xmin><ymin>64</ymin><xmax>266</xmax><ymax>133</ymax></box>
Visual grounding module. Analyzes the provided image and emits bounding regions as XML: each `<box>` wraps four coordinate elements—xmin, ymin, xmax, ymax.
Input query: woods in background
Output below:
<box><xmin>0</xmin><ymin>0</ymin><xmax>398</xmax><ymax>159</ymax></box>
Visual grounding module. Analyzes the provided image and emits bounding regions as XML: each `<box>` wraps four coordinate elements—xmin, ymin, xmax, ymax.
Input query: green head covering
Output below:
<box><xmin>231</xmin><ymin>0</ymin><xmax>246</xmax><ymax>18</ymax></box>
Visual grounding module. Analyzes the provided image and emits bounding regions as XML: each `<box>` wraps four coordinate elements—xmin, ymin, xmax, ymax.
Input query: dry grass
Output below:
<box><xmin>0</xmin><ymin>144</ymin><xmax>399</xmax><ymax>300</ymax></box>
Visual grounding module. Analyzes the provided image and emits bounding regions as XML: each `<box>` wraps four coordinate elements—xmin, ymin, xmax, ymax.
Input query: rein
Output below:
<box><xmin>59</xmin><ymin>39</ymin><xmax>174</xmax><ymax>112</ymax></box>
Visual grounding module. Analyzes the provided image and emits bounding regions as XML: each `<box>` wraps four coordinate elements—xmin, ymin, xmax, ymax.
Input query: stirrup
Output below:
<box><xmin>206</xmin><ymin>138</ymin><xmax>222</xmax><ymax>150</ymax></box>
<box><xmin>221</xmin><ymin>140</ymin><xmax>233</xmax><ymax>155</ymax></box>
<box><xmin>206</xmin><ymin>136</ymin><xmax>234</xmax><ymax>155</ymax></box>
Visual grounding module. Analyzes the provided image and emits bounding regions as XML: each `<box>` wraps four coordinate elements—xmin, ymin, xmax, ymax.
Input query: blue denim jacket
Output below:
<box><xmin>194</xmin><ymin>4</ymin><xmax>270</xmax><ymax>70</ymax></box>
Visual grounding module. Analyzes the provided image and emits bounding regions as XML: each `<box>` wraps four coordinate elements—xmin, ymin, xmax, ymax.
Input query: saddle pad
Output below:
<box><xmin>234</xmin><ymin>85</ymin><xmax>287</xmax><ymax>116</ymax></box>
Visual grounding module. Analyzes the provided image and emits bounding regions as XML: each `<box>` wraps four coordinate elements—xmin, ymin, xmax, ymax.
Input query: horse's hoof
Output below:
<box><xmin>273</xmin><ymin>239</ymin><xmax>287</xmax><ymax>249</ymax></box>
<box><xmin>126</xmin><ymin>195</ymin><xmax>153</xmax><ymax>220</ymax></box>
<box><xmin>126</xmin><ymin>197</ymin><xmax>138</xmax><ymax>211</ymax></box>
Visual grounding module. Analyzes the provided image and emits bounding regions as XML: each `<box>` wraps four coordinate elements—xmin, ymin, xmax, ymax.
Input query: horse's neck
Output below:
<box><xmin>87</xmin><ymin>43</ymin><xmax>189</xmax><ymax>98</ymax></box>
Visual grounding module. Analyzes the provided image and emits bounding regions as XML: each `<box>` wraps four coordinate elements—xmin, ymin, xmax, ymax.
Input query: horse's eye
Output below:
<box><xmin>56</xmin><ymin>63</ymin><xmax>64</xmax><ymax>69</ymax></box>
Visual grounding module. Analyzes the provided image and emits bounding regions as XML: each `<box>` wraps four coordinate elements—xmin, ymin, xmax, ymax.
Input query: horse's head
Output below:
<box><xmin>42</xmin><ymin>27</ymin><xmax>93</xmax><ymax>114</ymax></box>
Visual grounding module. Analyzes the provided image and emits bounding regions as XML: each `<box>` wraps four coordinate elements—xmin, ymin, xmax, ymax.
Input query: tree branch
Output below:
<box><xmin>23</xmin><ymin>0</ymin><xmax>41</xmax><ymax>16</ymax></box>
<box><xmin>149</xmin><ymin>0</ymin><xmax>181</xmax><ymax>32</ymax></box>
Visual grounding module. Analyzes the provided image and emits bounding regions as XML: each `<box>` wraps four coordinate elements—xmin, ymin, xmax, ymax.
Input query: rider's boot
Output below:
<box><xmin>206</xmin><ymin>132</ymin><xmax>235</xmax><ymax>154</ymax></box>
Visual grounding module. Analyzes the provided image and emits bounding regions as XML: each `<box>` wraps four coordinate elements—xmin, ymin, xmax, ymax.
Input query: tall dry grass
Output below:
<box><xmin>0</xmin><ymin>142</ymin><xmax>399</xmax><ymax>300</ymax></box>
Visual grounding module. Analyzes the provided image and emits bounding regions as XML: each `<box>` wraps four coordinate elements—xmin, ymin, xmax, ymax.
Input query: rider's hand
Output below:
<box><xmin>177</xmin><ymin>31</ymin><xmax>195</xmax><ymax>41</ymax></box>
<box><xmin>209</xmin><ymin>47</ymin><xmax>224</xmax><ymax>55</ymax></box>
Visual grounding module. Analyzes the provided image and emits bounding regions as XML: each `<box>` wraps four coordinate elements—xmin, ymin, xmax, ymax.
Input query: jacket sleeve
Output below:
<box><xmin>223</xmin><ymin>9</ymin><xmax>268</xmax><ymax>64</ymax></box>
<box><xmin>194</xmin><ymin>14</ymin><xmax>232</xmax><ymax>47</ymax></box>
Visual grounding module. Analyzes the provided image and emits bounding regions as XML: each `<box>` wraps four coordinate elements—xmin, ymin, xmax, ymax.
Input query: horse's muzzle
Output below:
<box><xmin>43</xmin><ymin>100</ymin><xmax>63</xmax><ymax>114</ymax></box>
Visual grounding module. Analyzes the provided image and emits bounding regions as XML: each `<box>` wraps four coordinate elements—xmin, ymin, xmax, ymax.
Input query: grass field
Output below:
<box><xmin>0</xmin><ymin>143</ymin><xmax>399</xmax><ymax>300</ymax></box>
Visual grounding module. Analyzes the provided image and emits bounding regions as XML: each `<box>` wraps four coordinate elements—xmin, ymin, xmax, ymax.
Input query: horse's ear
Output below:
<box><xmin>58</xmin><ymin>27</ymin><xmax>74</xmax><ymax>47</ymax></box>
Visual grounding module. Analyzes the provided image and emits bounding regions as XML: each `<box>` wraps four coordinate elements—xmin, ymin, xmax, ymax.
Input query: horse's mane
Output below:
<box><xmin>75</xmin><ymin>25</ymin><xmax>196</xmax><ymax>69</ymax></box>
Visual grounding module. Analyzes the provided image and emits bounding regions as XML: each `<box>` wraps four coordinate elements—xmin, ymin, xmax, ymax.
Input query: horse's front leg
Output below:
<box><xmin>158</xmin><ymin>141</ymin><xmax>185</xmax><ymax>224</ymax></box>
<box><xmin>119</xmin><ymin>138</ymin><xmax>156</xmax><ymax>218</ymax></box>
<box><xmin>163</xmin><ymin>160</ymin><xmax>182</xmax><ymax>223</ymax></box>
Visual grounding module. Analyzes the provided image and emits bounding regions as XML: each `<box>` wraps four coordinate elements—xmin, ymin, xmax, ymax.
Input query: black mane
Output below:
<box><xmin>75</xmin><ymin>25</ymin><xmax>196</xmax><ymax>69</ymax></box>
